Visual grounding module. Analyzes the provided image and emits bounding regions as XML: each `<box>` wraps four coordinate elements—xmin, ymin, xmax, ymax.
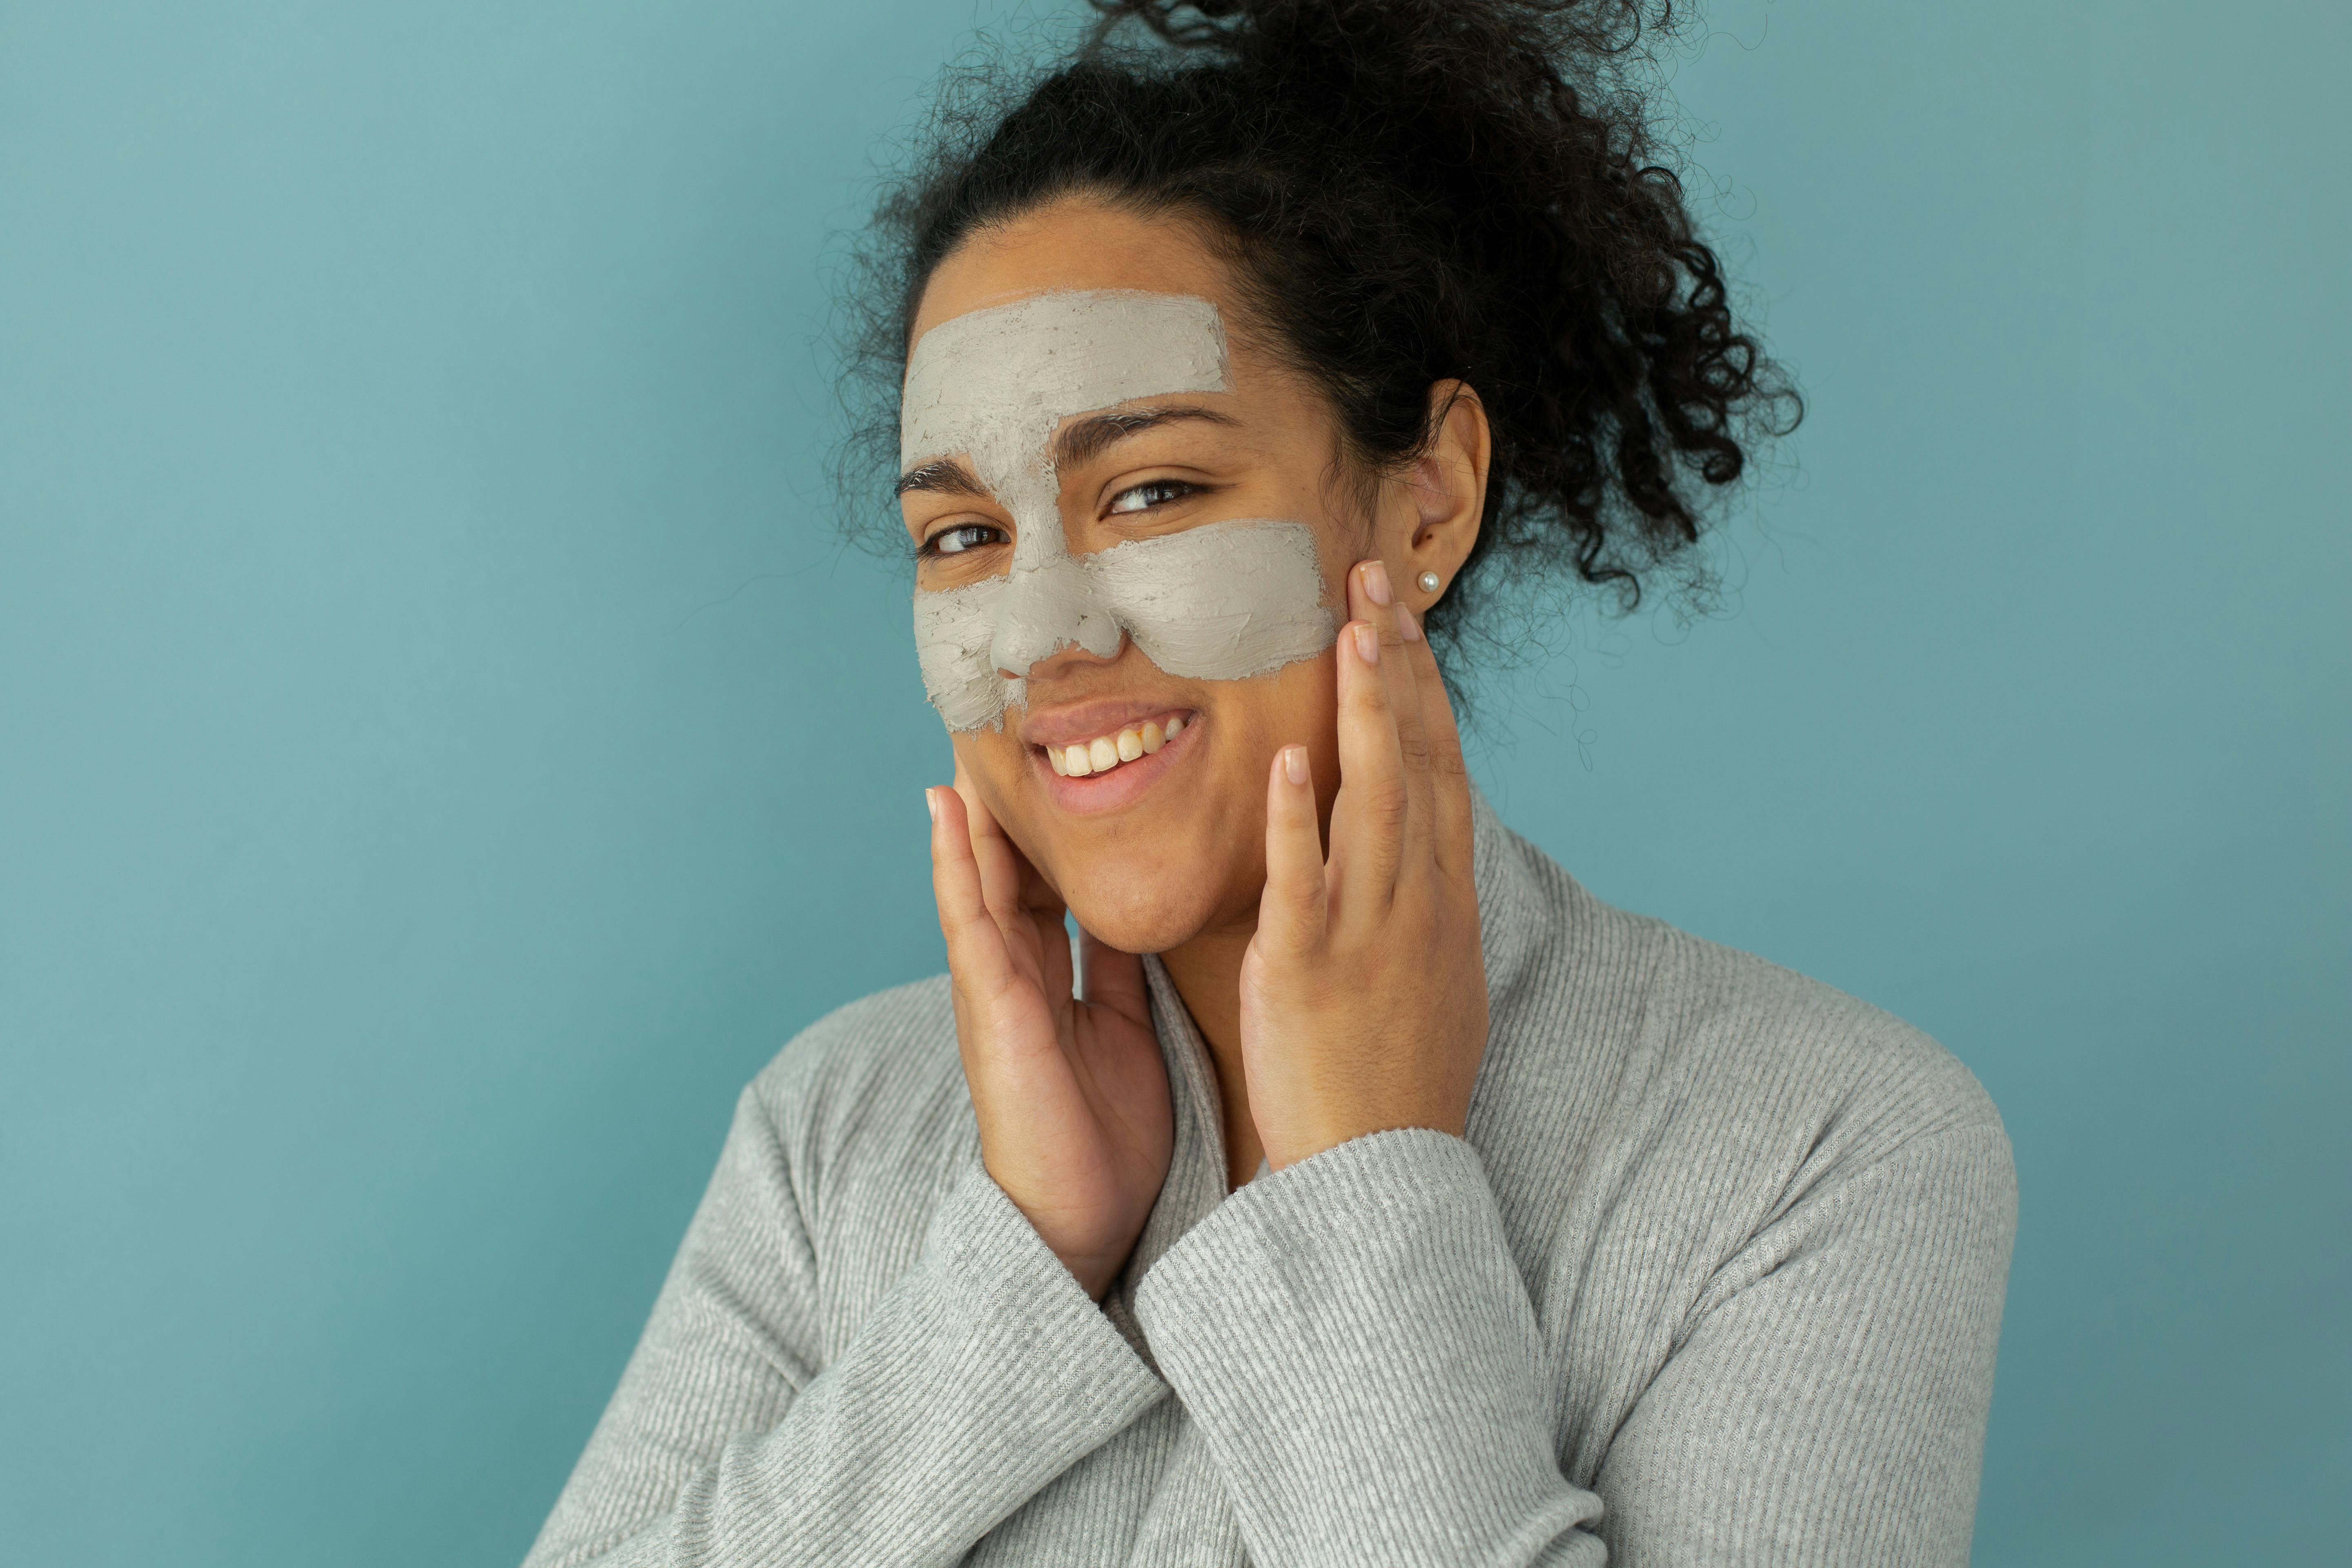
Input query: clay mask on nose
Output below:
<box><xmin>902</xmin><ymin>290</ymin><xmax>1338</xmax><ymax>731</ymax></box>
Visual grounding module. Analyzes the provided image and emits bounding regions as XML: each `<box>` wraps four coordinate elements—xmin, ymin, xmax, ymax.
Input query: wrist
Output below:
<box><xmin>1262</xmin><ymin>1115</ymin><xmax>1468</xmax><ymax>1173</ymax></box>
<box><xmin>1053</xmin><ymin>1242</ymin><xmax>1129</xmax><ymax>1302</ymax></box>
<box><xmin>988</xmin><ymin>1178</ymin><xmax>1132</xmax><ymax>1300</ymax></box>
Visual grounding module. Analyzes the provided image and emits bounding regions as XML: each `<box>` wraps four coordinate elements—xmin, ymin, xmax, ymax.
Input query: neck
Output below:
<box><xmin>1157</xmin><ymin>919</ymin><xmax>1263</xmax><ymax>1192</ymax></box>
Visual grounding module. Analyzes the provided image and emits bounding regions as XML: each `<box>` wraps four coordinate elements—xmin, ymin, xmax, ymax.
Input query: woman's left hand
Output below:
<box><xmin>1238</xmin><ymin>559</ymin><xmax>1490</xmax><ymax>1171</ymax></box>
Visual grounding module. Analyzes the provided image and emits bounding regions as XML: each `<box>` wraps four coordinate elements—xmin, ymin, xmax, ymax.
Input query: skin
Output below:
<box><xmin>911</xmin><ymin>195</ymin><xmax>1492</xmax><ymax>1299</ymax></box>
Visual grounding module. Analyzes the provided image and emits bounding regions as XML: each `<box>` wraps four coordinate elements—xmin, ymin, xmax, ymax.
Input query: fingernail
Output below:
<box><xmin>1352</xmin><ymin>621</ymin><xmax>1381</xmax><ymax>664</ymax></box>
<box><xmin>1282</xmin><ymin>745</ymin><xmax>1310</xmax><ymax>786</ymax></box>
<box><xmin>923</xmin><ymin>787</ymin><xmax>939</xmax><ymax>824</ymax></box>
<box><xmin>1396</xmin><ymin>603</ymin><xmax>1423</xmax><ymax>643</ymax></box>
<box><xmin>1361</xmin><ymin>560</ymin><xmax>1393</xmax><ymax>606</ymax></box>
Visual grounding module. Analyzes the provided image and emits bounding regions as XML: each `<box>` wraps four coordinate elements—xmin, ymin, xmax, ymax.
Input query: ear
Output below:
<box><xmin>1389</xmin><ymin>380</ymin><xmax>1490</xmax><ymax>613</ymax></box>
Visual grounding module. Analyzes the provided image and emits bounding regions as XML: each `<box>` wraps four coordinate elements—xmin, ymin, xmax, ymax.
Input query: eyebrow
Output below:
<box><xmin>893</xmin><ymin>459</ymin><xmax>989</xmax><ymax>500</ymax></box>
<box><xmin>1052</xmin><ymin>404</ymin><xmax>1238</xmax><ymax>471</ymax></box>
<box><xmin>893</xmin><ymin>404</ymin><xmax>1240</xmax><ymax>500</ymax></box>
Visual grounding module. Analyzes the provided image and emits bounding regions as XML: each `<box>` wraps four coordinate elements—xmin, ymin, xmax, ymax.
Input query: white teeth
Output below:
<box><xmin>1042</xmin><ymin>714</ymin><xmax>1189</xmax><ymax>780</ymax></box>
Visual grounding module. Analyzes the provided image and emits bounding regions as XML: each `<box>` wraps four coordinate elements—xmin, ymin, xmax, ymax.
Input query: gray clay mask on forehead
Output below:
<box><xmin>902</xmin><ymin>290</ymin><xmax>1339</xmax><ymax>731</ymax></box>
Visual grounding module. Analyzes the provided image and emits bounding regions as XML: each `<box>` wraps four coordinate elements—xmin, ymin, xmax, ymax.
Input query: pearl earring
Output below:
<box><xmin>1417</xmin><ymin>570</ymin><xmax>1442</xmax><ymax>593</ymax></box>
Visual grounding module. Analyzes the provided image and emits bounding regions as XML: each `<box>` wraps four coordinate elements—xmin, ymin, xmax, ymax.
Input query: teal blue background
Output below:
<box><xmin>3</xmin><ymin>2</ymin><xmax>2345</xmax><ymax>1561</ymax></box>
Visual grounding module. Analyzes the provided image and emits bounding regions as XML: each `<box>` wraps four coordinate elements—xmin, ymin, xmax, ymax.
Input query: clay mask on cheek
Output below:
<box><xmin>902</xmin><ymin>290</ymin><xmax>1338</xmax><ymax>731</ymax></box>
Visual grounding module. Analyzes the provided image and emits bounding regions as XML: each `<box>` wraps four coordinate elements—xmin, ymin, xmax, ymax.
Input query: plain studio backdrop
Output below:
<box><xmin>2</xmin><ymin>2</ymin><xmax>2344</xmax><ymax>1562</ymax></box>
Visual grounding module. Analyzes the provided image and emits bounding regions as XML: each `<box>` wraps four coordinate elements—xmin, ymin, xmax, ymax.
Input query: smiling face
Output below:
<box><xmin>901</xmin><ymin>197</ymin><xmax>1479</xmax><ymax>957</ymax></box>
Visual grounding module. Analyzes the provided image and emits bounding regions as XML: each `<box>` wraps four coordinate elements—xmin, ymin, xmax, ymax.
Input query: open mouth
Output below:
<box><xmin>1036</xmin><ymin>711</ymin><xmax>1192</xmax><ymax>779</ymax></box>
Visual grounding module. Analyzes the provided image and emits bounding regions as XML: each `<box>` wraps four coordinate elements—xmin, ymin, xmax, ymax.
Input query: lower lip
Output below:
<box><xmin>1034</xmin><ymin>717</ymin><xmax>1197</xmax><ymax>815</ymax></box>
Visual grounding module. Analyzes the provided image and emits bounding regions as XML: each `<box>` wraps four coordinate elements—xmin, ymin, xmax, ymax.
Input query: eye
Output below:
<box><xmin>1107</xmin><ymin>478</ymin><xmax>1200</xmax><ymax>516</ymax></box>
<box><xmin>925</xmin><ymin>523</ymin><xmax>1006</xmax><ymax>557</ymax></box>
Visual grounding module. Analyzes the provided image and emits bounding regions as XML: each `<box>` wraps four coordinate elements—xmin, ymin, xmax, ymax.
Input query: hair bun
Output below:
<box><xmin>1091</xmin><ymin>0</ymin><xmax>1656</xmax><ymax>69</ymax></box>
<box><xmin>1092</xmin><ymin>0</ymin><xmax>1253</xmax><ymax>49</ymax></box>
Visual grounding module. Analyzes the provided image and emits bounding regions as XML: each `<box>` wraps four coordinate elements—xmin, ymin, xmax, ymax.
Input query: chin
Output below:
<box><xmin>1058</xmin><ymin>862</ymin><xmax>1232</xmax><ymax>958</ymax></box>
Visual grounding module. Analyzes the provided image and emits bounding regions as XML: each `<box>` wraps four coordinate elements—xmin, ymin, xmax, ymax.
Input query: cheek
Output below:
<box><xmin>948</xmin><ymin>728</ymin><xmax>1025</xmax><ymax>801</ymax></box>
<box><xmin>1207</xmin><ymin>650</ymin><xmax>1341</xmax><ymax>775</ymax></box>
<box><xmin>1231</xmin><ymin>655</ymin><xmax>1343</xmax><ymax>840</ymax></box>
<box><xmin>1088</xmin><ymin>519</ymin><xmax>1337</xmax><ymax>684</ymax></box>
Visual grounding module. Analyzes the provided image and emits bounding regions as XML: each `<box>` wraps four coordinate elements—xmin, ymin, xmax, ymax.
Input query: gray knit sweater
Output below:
<box><xmin>523</xmin><ymin>791</ymin><xmax>2015</xmax><ymax>1567</ymax></box>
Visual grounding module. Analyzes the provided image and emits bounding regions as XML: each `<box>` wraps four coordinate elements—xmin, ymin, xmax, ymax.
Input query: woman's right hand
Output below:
<box><xmin>927</xmin><ymin>764</ymin><xmax>1173</xmax><ymax>1300</ymax></box>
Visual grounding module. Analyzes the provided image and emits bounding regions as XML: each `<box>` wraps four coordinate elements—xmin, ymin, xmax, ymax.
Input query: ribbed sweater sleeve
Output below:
<box><xmin>1132</xmin><ymin>1128</ymin><xmax>1608</xmax><ymax>1568</ymax></box>
<box><xmin>1594</xmin><ymin>1123</ymin><xmax>2017</xmax><ymax>1565</ymax></box>
<box><xmin>520</xmin><ymin>1085</ymin><xmax>1169</xmax><ymax>1568</ymax></box>
<box><xmin>1130</xmin><ymin>1115</ymin><xmax>2012</xmax><ymax>1566</ymax></box>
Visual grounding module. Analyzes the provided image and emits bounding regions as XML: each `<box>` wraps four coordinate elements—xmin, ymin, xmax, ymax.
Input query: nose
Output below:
<box><xmin>989</xmin><ymin>552</ymin><xmax>1122</xmax><ymax>678</ymax></box>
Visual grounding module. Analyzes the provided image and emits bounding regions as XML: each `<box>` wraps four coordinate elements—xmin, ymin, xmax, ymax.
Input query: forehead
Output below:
<box><xmin>899</xmin><ymin>291</ymin><xmax>1229</xmax><ymax>467</ymax></box>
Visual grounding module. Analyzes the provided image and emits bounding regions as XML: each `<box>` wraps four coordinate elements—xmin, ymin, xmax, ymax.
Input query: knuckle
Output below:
<box><xmin>1270</xmin><ymin>870</ymin><xmax>1326</xmax><ymax>921</ymax></box>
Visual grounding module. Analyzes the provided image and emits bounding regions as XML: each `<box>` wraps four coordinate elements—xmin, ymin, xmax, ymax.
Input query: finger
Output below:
<box><xmin>1260</xmin><ymin>743</ymin><xmax>1330</xmax><ymax>950</ymax></box>
<box><xmin>1327</xmin><ymin>612</ymin><xmax>1407</xmax><ymax>906</ymax></box>
<box><xmin>1394</xmin><ymin>599</ymin><xmax>1476</xmax><ymax>877</ymax></box>
<box><xmin>954</xmin><ymin>753</ymin><xmax>1067</xmax><ymax>930</ymax></box>
<box><xmin>1327</xmin><ymin>583</ymin><xmax>1409</xmax><ymax>909</ymax></box>
<box><xmin>927</xmin><ymin>786</ymin><xmax>1019</xmax><ymax>1002</ymax></box>
<box><xmin>932</xmin><ymin>788</ymin><xmax>1076</xmax><ymax>1106</ymax></box>
<box><xmin>953</xmin><ymin>754</ymin><xmax>1057</xmax><ymax>933</ymax></box>
<box><xmin>1076</xmin><ymin>926</ymin><xmax>1150</xmax><ymax>1028</ymax></box>
<box><xmin>1353</xmin><ymin>560</ymin><xmax>1437</xmax><ymax>860</ymax></box>
<box><xmin>951</xmin><ymin>754</ymin><xmax>1075</xmax><ymax>1020</ymax></box>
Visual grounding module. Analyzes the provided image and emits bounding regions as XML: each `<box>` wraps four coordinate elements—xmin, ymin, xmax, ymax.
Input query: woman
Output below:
<box><xmin>524</xmin><ymin>2</ymin><xmax>2015</xmax><ymax>1564</ymax></box>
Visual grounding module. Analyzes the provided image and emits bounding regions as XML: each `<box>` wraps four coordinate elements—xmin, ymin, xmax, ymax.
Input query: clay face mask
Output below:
<box><xmin>902</xmin><ymin>290</ymin><xmax>1337</xmax><ymax>731</ymax></box>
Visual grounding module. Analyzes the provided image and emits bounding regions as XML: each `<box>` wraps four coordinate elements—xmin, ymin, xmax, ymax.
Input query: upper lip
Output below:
<box><xmin>1019</xmin><ymin>698</ymin><xmax>1192</xmax><ymax>749</ymax></box>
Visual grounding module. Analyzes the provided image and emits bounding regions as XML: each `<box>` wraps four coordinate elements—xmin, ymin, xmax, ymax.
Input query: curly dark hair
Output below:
<box><xmin>837</xmin><ymin>0</ymin><xmax>1798</xmax><ymax>670</ymax></box>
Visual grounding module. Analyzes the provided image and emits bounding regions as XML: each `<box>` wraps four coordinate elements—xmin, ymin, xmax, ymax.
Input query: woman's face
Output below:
<box><xmin>900</xmin><ymin>196</ymin><xmax>1479</xmax><ymax>957</ymax></box>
